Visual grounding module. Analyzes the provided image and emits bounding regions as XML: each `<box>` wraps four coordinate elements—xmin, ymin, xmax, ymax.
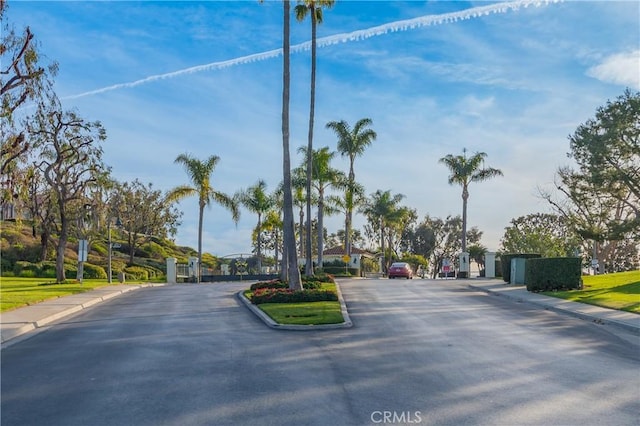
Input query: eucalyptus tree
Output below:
<box><xmin>1</xmin><ymin>1</ymin><xmax>58</xmax><ymax>175</ymax></box>
<box><xmin>326</xmin><ymin>117</ymin><xmax>377</xmax><ymax>257</ymax></box>
<box><xmin>439</xmin><ymin>148</ymin><xmax>502</xmax><ymax>253</ymax></box>
<box><xmin>295</xmin><ymin>0</ymin><xmax>334</xmax><ymax>277</ymax></box>
<box><xmin>166</xmin><ymin>153</ymin><xmax>239</xmax><ymax>281</ymax></box>
<box><xmin>237</xmin><ymin>179</ymin><xmax>276</xmax><ymax>274</ymax></box>
<box><xmin>297</xmin><ymin>146</ymin><xmax>345</xmax><ymax>268</ymax></box>
<box><xmin>30</xmin><ymin>103</ymin><xmax>107</xmax><ymax>282</ymax></box>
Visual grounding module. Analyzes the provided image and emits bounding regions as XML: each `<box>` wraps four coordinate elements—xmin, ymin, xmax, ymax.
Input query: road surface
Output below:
<box><xmin>2</xmin><ymin>278</ymin><xmax>638</xmax><ymax>425</ymax></box>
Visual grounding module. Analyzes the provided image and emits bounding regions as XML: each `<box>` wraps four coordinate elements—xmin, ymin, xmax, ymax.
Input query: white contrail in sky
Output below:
<box><xmin>63</xmin><ymin>0</ymin><xmax>561</xmax><ymax>100</ymax></box>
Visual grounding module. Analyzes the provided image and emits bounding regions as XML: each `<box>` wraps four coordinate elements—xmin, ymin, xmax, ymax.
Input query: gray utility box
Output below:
<box><xmin>510</xmin><ymin>258</ymin><xmax>527</xmax><ymax>285</ymax></box>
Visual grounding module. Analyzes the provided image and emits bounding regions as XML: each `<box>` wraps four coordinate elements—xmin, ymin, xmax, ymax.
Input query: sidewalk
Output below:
<box><xmin>1</xmin><ymin>284</ymin><xmax>163</xmax><ymax>345</ymax></box>
<box><xmin>467</xmin><ymin>279</ymin><xmax>640</xmax><ymax>335</ymax></box>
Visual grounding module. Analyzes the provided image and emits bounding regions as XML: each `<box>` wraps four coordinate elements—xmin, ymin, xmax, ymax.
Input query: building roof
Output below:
<box><xmin>322</xmin><ymin>246</ymin><xmax>372</xmax><ymax>256</ymax></box>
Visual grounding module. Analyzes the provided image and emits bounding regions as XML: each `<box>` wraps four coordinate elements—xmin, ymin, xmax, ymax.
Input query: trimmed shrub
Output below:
<box><xmin>303</xmin><ymin>272</ymin><xmax>335</xmax><ymax>283</ymax></box>
<box><xmin>251</xmin><ymin>288</ymin><xmax>338</xmax><ymax>304</ymax></box>
<box><xmin>250</xmin><ymin>279</ymin><xmax>288</xmax><ymax>291</ymax></box>
<box><xmin>525</xmin><ymin>257</ymin><xmax>582</xmax><ymax>292</ymax></box>
<box><xmin>83</xmin><ymin>263</ymin><xmax>107</xmax><ymax>279</ymax></box>
<box><xmin>322</xmin><ymin>266</ymin><xmax>358</xmax><ymax>276</ymax></box>
<box><xmin>250</xmin><ymin>279</ymin><xmax>322</xmax><ymax>291</ymax></box>
<box><xmin>124</xmin><ymin>265</ymin><xmax>149</xmax><ymax>281</ymax></box>
<box><xmin>39</xmin><ymin>261</ymin><xmax>57</xmax><ymax>278</ymax></box>
<box><xmin>500</xmin><ymin>253</ymin><xmax>541</xmax><ymax>283</ymax></box>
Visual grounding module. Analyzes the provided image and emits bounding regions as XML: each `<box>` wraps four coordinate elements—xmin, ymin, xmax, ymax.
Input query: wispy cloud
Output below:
<box><xmin>587</xmin><ymin>50</ymin><xmax>640</xmax><ymax>89</ymax></box>
<box><xmin>63</xmin><ymin>0</ymin><xmax>561</xmax><ymax>100</ymax></box>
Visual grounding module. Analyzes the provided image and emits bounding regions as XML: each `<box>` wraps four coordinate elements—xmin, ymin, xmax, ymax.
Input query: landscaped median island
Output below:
<box><xmin>242</xmin><ymin>274</ymin><xmax>349</xmax><ymax>327</ymax></box>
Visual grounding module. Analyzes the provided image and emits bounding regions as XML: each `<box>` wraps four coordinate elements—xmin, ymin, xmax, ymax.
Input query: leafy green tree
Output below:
<box><xmin>413</xmin><ymin>215</ymin><xmax>481</xmax><ymax>278</ymax></box>
<box><xmin>261</xmin><ymin>209</ymin><xmax>283</xmax><ymax>272</ymax></box>
<box><xmin>326</xmin><ymin>117</ymin><xmax>377</xmax><ymax>257</ymax></box>
<box><xmin>439</xmin><ymin>149</ymin><xmax>503</xmax><ymax>253</ymax></box>
<box><xmin>237</xmin><ymin>179</ymin><xmax>276</xmax><ymax>274</ymax></box>
<box><xmin>568</xmin><ymin>89</ymin><xmax>639</xmax><ymax>229</ymax></box>
<box><xmin>113</xmin><ymin>179</ymin><xmax>181</xmax><ymax>265</ymax></box>
<box><xmin>295</xmin><ymin>0</ymin><xmax>334</xmax><ymax>277</ymax></box>
<box><xmin>467</xmin><ymin>244</ymin><xmax>487</xmax><ymax>275</ymax></box>
<box><xmin>167</xmin><ymin>153</ymin><xmax>239</xmax><ymax>281</ymax></box>
<box><xmin>500</xmin><ymin>213</ymin><xmax>580</xmax><ymax>257</ymax></box>
<box><xmin>541</xmin><ymin>91</ymin><xmax>640</xmax><ymax>272</ymax></box>
<box><xmin>31</xmin><ymin>104</ymin><xmax>107</xmax><ymax>282</ymax></box>
<box><xmin>543</xmin><ymin>167</ymin><xmax>637</xmax><ymax>271</ymax></box>
<box><xmin>400</xmin><ymin>253</ymin><xmax>429</xmax><ymax>276</ymax></box>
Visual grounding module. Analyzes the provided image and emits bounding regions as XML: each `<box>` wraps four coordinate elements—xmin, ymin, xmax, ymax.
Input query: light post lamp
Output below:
<box><xmin>107</xmin><ymin>217</ymin><xmax>122</xmax><ymax>283</ymax></box>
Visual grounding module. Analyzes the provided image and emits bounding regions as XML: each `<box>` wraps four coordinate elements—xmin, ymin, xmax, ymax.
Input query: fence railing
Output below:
<box><xmin>176</xmin><ymin>264</ymin><xmax>189</xmax><ymax>278</ymax></box>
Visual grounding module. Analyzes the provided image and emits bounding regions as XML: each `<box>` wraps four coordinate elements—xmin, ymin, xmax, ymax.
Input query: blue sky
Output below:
<box><xmin>6</xmin><ymin>0</ymin><xmax>640</xmax><ymax>256</ymax></box>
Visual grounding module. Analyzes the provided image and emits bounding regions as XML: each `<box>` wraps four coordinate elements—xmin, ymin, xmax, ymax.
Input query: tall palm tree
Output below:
<box><xmin>295</xmin><ymin>0</ymin><xmax>335</xmax><ymax>277</ymax></box>
<box><xmin>236</xmin><ymin>179</ymin><xmax>275</xmax><ymax>274</ymax></box>
<box><xmin>280</xmin><ymin>0</ymin><xmax>302</xmax><ymax>289</ymax></box>
<box><xmin>297</xmin><ymin>146</ymin><xmax>345</xmax><ymax>268</ymax></box>
<box><xmin>326</xmin><ymin>117</ymin><xmax>377</xmax><ymax>257</ymax></box>
<box><xmin>362</xmin><ymin>190</ymin><xmax>404</xmax><ymax>273</ymax></box>
<box><xmin>439</xmin><ymin>148</ymin><xmax>503</xmax><ymax>254</ymax></box>
<box><xmin>167</xmin><ymin>153</ymin><xmax>240</xmax><ymax>282</ymax></box>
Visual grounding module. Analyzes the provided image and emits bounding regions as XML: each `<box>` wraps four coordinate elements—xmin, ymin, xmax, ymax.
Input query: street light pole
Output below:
<box><xmin>107</xmin><ymin>217</ymin><xmax>122</xmax><ymax>284</ymax></box>
<box><xmin>108</xmin><ymin>219</ymin><xmax>113</xmax><ymax>284</ymax></box>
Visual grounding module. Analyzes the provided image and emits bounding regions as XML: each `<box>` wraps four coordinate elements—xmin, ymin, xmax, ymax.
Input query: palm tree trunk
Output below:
<box><xmin>346</xmin><ymin>164</ymin><xmax>355</xmax><ymax>256</ymax></box>
<box><xmin>461</xmin><ymin>185</ymin><xmax>468</xmax><ymax>253</ymax></box>
<box><xmin>317</xmin><ymin>192</ymin><xmax>324</xmax><ymax>268</ymax></box>
<box><xmin>197</xmin><ymin>202</ymin><xmax>205</xmax><ymax>283</ymax></box>
<box><xmin>282</xmin><ymin>0</ymin><xmax>302</xmax><ymax>290</ymax></box>
<box><xmin>299</xmin><ymin>208</ymin><xmax>304</xmax><ymax>258</ymax></box>
<box><xmin>257</xmin><ymin>213</ymin><xmax>262</xmax><ymax>274</ymax></box>
<box><xmin>304</xmin><ymin>10</ymin><xmax>318</xmax><ymax>278</ymax></box>
<box><xmin>380</xmin><ymin>220</ymin><xmax>385</xmax><ymax>274</ymax></box>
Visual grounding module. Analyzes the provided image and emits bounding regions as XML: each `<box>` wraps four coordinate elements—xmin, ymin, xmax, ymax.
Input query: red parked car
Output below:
<box><xmin>388</xmin><ymin>262</ymin><xmax>413</xmax><ymax>279</ymax></box>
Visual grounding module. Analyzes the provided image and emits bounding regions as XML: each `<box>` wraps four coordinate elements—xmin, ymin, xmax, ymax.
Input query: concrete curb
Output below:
<box><xmin>237</xmin><ymin>282</ymin><xmax>353</xmax><ymax>330</ymax></box>
<box><xmin>468</xmin><ymin>283</ymin><xmax>640</xmax><ymax>335</ymax></box>
<box><xmin>1</xmin><ymin>283</ymin><xmax>164</xmax><ymax>345</ymax></box>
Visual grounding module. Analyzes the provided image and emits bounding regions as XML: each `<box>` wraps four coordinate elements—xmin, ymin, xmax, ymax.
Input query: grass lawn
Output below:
<box><xmin>0</xmin><ymin>277</ymin><xmax>149</xmax><ymax>312</ymax></box>
<box><xmin>542</xmin><ymin>270</ymin><xmax>640</xmax><ymax>314</ymax></box>
<box><xmin>247</xmin><ymin>282</ymin><xmax>345</xmax><ymax>326</ymax></box>
<box><xmin>259</xmin><ymin>301</ymin><xmax>344</xmax><ymax>325</ymax></box>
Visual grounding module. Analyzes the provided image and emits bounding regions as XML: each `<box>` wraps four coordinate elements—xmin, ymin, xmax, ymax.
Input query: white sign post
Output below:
<box><xmin>77</xmin><ymin>239</ymin><xmax>88</xmax><ymax>283</ymax></box>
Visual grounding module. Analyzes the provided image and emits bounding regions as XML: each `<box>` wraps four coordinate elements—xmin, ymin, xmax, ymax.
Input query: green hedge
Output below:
<box><xmin>251</xmin><ymin>288</ymin><xmax>338</xmax><ymax>304</ymax></box>
<box><xmin>83</xmin><ymin>263</ymin><xmax>107</xmax><ymax>279</ymax></box>
<box><xmin>322</xmin><ymin>266</ymin><xmax>358</xmax><ymax>276</ymax></box>
<box><xmin>525</xmin><ymin>257</ymin><xmax>582</xmax><ymax>292</ymax></box>
<box><xmin>250</xmin><ymin>279</ymin><xmax>322</xmax><ymax>291</ymax></box>
<box><xmin>500</xmin><ymin>253</ymin><xmax>541</xmax><ymax>283</ymax></box>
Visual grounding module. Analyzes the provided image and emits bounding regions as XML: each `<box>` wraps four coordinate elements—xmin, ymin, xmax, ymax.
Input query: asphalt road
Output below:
<box><xmin>1</xmin><ymin>278</ymin><xmax>638</xmax><ymax>426</ymax></box>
